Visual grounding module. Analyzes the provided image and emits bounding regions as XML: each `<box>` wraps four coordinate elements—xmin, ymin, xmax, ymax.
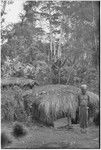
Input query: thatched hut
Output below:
<box><xmin>31</xmin><ymin>91</ymin><xmax>77</xmax><ymax>126</ymax></box>
<box><xmin>22</xmin><ymin>85</ymin><xmax>99</xmax><ymax>126</ymax></box>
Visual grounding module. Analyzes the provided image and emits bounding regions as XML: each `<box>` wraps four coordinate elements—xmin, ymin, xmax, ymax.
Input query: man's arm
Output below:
<box><xmin>87</xmin><ymin>95</ymin><xmax>90</xmax><ymax>108</ymax></box>
<box><xmin>77</xmin><ymin>94</ymin><xmax>81</xmax><ymax>114</ymax></box>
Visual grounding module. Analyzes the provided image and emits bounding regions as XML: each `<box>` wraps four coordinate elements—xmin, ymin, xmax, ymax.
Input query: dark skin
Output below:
<box><xmin>78</xmin><ymin>87</ymin><xmax>90</xmax><ymax>132</ymax></box>
<box><xmin>79</xmin><ymin>87</ymin><xmax>89</xmax><ymax>111</ymax></box>
<box><xmin>81</xmin><ymin>88</ymin><xmax>87</xmax><ymax>95</ymax></box>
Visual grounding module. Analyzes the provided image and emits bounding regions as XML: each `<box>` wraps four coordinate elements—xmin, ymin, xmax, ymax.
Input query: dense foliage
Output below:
<box><xmin>1</xmin><ymin>1</ymin><xmax>99</xmax><ymax>93</ymax></box>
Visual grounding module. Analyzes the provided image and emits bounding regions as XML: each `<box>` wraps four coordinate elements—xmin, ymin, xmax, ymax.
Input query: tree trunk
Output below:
<box><xmin>58</xmin><ymin>22</ymin><xmax>62</xmax><ymax>58</ymax></box>
<box><xmin>50</xmin><ymin>25</ymin><xmax>53</xmax><ymax>61</ymax></box>
<box><xmin>66</xmin><ymin>66</ymin><xmax>74</xmax><ymax>85</ymax></box>
<box><xmin>92</xmin><ymin>1</ymin><xmax>97</xmax><ymax>50</ymax></box>
<box><xmin>53</xmin><ymin>39</ymin><xmax>57</xmax><ymax>62</ymax></box>
<box><xmin>58</xmin><ymin>2</ymin><xmax>63</xmax><ymax>59</ymax></box>
<box><xmin>92</xmin><ymin>1</ymin><xmax>98</xmax><ymax>71</ymax></box>
<box><xmin>58</xmin><ymin>69</ymin><xmax>61</xmax><ymax>84</ymax></box>
<box><xmin>49</xmin><ymin>2</ymin><xmax>53</xmax><ymax>62</ymax></box>
<box><xmin>66</xmin><ymin>58</ymin><xmax>80</xmax><ymax>85</ymax></box>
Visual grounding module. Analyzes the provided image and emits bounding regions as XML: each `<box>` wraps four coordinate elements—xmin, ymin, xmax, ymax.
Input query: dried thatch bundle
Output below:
<box><xmin>30</xmin><ymin>85</ymin><xmax>99</xmax><ymax>126</ymax></box>
<box><xmin>31</xmin><ymin>89</ymin><xmax>78</xmax><ymax>126</ymax></box>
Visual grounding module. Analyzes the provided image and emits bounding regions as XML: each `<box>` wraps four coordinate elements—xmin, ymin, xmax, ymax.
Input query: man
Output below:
<box><xmin>78</xmin><ymin>84</ymin><xmax>90</xmax><ymax>133</ymax></box>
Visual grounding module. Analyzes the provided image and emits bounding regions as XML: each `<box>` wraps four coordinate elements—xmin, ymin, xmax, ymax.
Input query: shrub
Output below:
<box><xmin>1</xmin><ymin>89</ymin><xmax>27</xmax><ymax>122</ymax></box>
<box><xmin>12</xmin><ymin>122</ymin><xmax>27</xmax><ymax>138</ymax></box>
<box><xmin>93</xmin><ymin>111</ymin><xmax>100</xmax><ymax>126</ymax></box>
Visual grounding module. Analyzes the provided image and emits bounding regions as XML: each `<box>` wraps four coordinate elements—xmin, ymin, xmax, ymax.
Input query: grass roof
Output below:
<box><xmin>1</xmin><ymin>77</ymin><xmax>39</xmax><ymax>87</ymax></box>
<box><xmin>23</xmin><ymin>85</ymin><xmax>99</xmax><ymax>125</ymax></box>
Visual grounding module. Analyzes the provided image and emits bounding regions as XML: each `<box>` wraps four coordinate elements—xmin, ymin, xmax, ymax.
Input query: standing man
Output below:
<box><xmin>78</xmin><ymin>84</ymin><xmax>90</xmax><ymax>133</ymax></box>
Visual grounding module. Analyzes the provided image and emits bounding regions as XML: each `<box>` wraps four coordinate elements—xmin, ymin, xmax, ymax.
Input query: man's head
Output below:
<box><xmin>81</xmin><ymin>84</ymin><xmax>87</xmax><ymax>94</ymax></box>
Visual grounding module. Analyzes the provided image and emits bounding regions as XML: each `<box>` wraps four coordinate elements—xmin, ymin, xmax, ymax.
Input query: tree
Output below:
<box><xmin>1</xmin><ymin>1</ymin><xmax>99</xmax><ymax>91</ymax></box>
<box><xmin>1</xmin><ymin>0</ymin><xmax>14</xmax><ymax>44</ymax></box>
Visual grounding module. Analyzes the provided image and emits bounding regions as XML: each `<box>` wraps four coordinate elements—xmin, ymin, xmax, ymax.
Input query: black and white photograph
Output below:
<box><xmin>1</xmin><ymin>0</ymin><xmax>100</xmax><ymax>149</ymax></box>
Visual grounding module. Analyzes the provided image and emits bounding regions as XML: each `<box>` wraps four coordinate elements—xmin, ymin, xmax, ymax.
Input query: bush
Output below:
<box><xmin>93</xmin><ymin>111</ymin><xmax>100</xmax><ymax>126</ymax></box>
<box><xmin>1</xmin><ymin>89</ymin><xmax>27</xmax><ymax>122</ymax></box>
<box><xmin>12</xmin><ymin>122</ymin><xmax>27</xmax><ymax>138</ymax></box>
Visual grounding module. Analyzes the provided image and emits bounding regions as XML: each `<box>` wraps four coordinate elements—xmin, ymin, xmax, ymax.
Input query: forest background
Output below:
<box><xmin>1</xmin><ymin>0</ymin><xmax>100</xmax><ymax>94</ymax></box>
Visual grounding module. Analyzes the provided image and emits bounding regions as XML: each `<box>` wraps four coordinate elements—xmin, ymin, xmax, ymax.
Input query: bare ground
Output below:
<box><xmin>1</xmin><ymin>119</ymin><xmax>99</xmax><ymax>149</ymax></box>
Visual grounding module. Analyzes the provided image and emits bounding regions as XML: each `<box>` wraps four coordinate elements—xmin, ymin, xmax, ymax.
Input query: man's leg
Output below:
<box><xmin>83</xmin><ymin>109</ymin><xmax>88</xmax><ymax>133</ymax></box>
<box><xmin>67</xmin><ymin>115</ymin><xmax>73</xmax><ymax>129</ymax></box>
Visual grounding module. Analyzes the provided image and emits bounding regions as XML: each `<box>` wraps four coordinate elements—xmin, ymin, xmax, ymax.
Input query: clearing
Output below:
<box><xmin>2</xmin><ymin>118</ymin><xmax>99</xmax><ymax>149</ymax></box>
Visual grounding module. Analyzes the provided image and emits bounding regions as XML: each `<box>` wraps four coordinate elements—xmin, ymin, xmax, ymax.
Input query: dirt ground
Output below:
<box><xmin>1</xmin><ymin>119</ymin><xmax>99</xmax><ymax>149</ymax></box>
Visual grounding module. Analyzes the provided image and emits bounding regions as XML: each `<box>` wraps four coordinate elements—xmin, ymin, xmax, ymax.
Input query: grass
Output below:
<box><xmin>5</xmin><ymin>123</ymin><xmax>99</xmax><ymax>149</ymax></box>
